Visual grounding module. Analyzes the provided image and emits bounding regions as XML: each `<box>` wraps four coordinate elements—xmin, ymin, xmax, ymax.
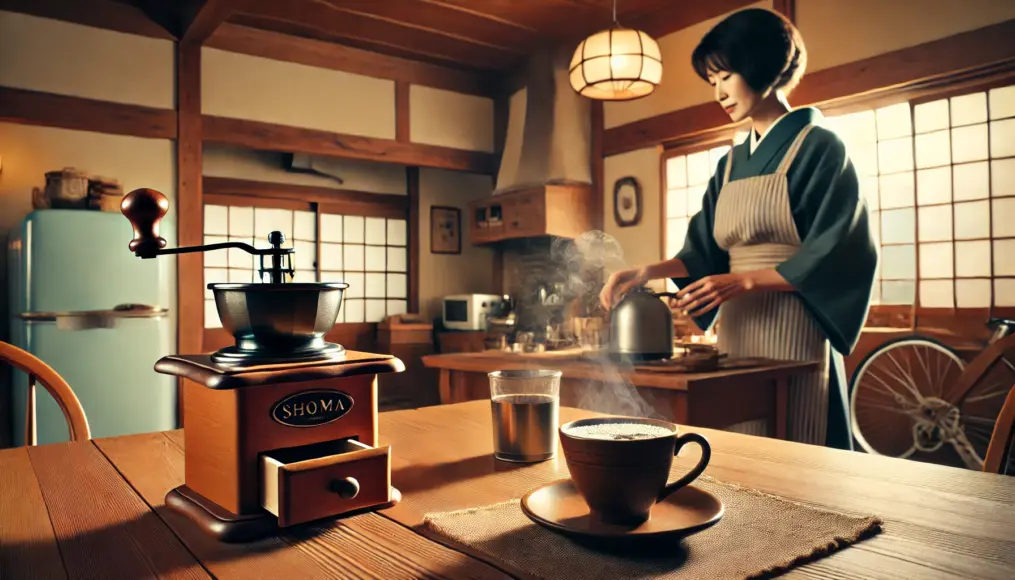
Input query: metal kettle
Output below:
<box><xmin>608</xmin><ymin>288</ymin><xmax>678</xmax><ymax>361</ymax></box>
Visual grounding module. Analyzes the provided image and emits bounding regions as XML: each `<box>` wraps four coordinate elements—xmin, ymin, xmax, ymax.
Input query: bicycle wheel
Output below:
<box><xmin>849</xmin><ymin>336</ymin><xmax>966</xmax><ymax>461</ymax></box>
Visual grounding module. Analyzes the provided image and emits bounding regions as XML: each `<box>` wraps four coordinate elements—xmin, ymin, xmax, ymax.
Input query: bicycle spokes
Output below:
<box><xmin>851</xmin><ymin>339</ymin><xmax>966</xmax><ymax>463</ymax></box>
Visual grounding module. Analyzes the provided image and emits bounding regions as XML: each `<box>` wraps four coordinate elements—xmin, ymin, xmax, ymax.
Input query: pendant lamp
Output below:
<box><xmin>568</xmin><ymin>0</ymin><xmax>663</xmax><ymax>101</ymax></box>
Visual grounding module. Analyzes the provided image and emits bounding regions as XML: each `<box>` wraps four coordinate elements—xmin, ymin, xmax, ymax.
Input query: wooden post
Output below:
<box><xmin>406</xmin><ymin>167</ymin><xmax>420</xmax><ymax>314</ymax></box>
<box><xmin>176</xmin><ymin>41</ymin><xmax>203</xmax><ymax>426</ymax></box>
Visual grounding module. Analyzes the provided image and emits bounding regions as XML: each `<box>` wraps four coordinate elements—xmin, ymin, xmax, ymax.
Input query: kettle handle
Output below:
<box><xmin>607</xmin><ymin>289</ymin><xmax>679</xmax><ymax>316</ymax></box>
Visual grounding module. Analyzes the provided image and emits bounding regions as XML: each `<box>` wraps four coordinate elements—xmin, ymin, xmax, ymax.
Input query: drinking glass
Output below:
<box><xmin>488</xmin><ymin>369</ymin><xmax>562</xmax><ymax>462</ymax></box>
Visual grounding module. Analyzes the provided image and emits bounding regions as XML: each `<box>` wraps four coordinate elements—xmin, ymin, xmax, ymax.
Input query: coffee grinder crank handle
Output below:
<box><xmin>120</xmin><ymin>188</ymin><xmax>295</xmax><ymax>283</ymax></box>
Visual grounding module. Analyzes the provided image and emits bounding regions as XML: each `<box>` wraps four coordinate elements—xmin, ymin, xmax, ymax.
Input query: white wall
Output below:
<box><xmin>202</xmin><ymin>47</ymin><xmax>496</xmax><ymax>154</ymax></box>
<box><xmin>202</xmin><ymin>48</ymin><xmax>396</xmax><ymax>139</ymax></box>
<box><xmin>418</xmin><ymin>168</ymin><xmax>497</xmax><ymax>319</ymax></box>
<box><xmin>798</xmin><ymin>0</ymin><xmax>1015</xmax><ymax>72</ymax></box>
<box><xmin>0</xmin><ymin>11</ymin><xmax>174</xmax><ymax>108</ymax></box>
<box><xmin>602</xmin><ymin>146</ymin><xmax>662</xmax><ymax>277</ymax></box>
<box><xmin>410</xmin><ymin>86</ymin><xmax>494</xmax><ymax>152</ymax></box>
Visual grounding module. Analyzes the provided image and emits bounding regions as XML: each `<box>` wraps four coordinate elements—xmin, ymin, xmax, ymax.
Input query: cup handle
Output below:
<box><xmin>658</xmin><ymin>433</ymin><xmax>711</xmax><ymax>502</ymax></box>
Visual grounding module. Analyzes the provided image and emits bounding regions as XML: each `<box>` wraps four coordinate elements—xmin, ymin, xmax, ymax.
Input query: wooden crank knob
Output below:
<box><xmin>121</xmin><ymin>188</ymin><xmax>169</xmax><ymax>258</ymax></box>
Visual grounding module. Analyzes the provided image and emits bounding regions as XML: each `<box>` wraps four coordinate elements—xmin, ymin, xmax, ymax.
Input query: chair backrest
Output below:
<box><xmin>984</xmin><ymin>384</ymin><xmax>1015</xmax><ymax>475</ymax></box>
<box><xmin>0</xmin><ymin>341</ymin><xmax>91</xmax><ymax>445</ymax></box>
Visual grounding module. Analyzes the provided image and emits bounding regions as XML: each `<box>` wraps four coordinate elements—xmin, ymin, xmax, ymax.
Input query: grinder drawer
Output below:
<box><xmin>260</xmin><ymin>438</ymin><xmax>391</xmax><ymax>527</ymax></box>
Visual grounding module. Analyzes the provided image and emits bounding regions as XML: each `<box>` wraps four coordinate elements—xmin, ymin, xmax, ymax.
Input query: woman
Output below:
<box><xmin>600</xmin><ymin>8</ymin><xmax>878</xmax><ymax>450</ymax></box>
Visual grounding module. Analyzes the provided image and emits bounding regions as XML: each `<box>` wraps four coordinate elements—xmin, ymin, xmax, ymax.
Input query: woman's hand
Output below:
<box><xmin>599</xmin><ymin>268</ymin><xmax>648</xmax><ymax>311</ymax></box>
<box><xmin>675</xmin><ymin>273</ymin><xmax>756</xmax><ymax>317</ymax></box>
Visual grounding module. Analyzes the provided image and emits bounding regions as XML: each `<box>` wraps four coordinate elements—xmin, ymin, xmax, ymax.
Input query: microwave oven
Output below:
<box><xmin>442</xmin><ymin>294</ymin><xmax>503</xmax><ymax>331</ymax></box>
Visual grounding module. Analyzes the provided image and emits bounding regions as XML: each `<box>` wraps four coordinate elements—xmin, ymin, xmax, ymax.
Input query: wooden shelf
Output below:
<box><xmin>468</xmin><ymin>183</ymin><xmax>592</xmax><ymax>245</ymax></box>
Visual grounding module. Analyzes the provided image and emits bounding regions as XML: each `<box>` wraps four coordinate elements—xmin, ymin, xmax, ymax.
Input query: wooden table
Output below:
<box><xmin>3</xmin><ymin>401</ymin><xmax>1014</xmax><ymax>579</ymax></box>
<box><xmin>423</xmin><ymin>351</ymin><xmax>819</xmax><ymax>439</ymax></box>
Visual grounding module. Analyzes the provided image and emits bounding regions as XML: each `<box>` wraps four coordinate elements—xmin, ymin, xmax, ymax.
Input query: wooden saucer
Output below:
<box><xmin>520</xmin><ymin>479</ymin><xmax>724</xmax><ymax>541</ymax></box>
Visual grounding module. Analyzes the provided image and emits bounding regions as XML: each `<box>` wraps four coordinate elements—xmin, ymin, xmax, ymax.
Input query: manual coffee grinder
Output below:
<box><xmin>120</xmin><ymin>188</ymin><xmax>405</xmax><ymax>542</ymax></box>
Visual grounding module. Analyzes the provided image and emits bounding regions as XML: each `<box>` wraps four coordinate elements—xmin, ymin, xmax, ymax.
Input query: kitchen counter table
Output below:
<box><xmin>3</xmin><ymin>401</ymin><xmax>1014</xmax><ymax>579</ymax></box>
<box><xmin>422</xmin><ymin>350</ymin><xmax>819</xmax><ymax>439</ymax></box>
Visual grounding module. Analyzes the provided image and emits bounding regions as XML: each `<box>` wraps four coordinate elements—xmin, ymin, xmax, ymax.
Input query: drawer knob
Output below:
<box><xmin>329</xmin><ymin>477</ymin><xmax>360</xmax><ymax>499</ymax></box>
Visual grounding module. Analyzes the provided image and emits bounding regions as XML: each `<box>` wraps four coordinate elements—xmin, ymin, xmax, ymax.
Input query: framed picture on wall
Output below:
<box><xmin>430</xmin><ymin>206</ymin><xmax>461</xmax><ymax>254</ymax></box>
<box><xmin>613</xmin><ymin>176</ymin><xmax>643</xmax><ymax>227</ymax></box>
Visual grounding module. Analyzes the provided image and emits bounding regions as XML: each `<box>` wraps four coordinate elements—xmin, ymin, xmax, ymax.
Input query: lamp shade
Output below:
<box><xmin>569</xmin><ymin>27</ymin><xmax>662</xmax><ymax>101</ymax></box>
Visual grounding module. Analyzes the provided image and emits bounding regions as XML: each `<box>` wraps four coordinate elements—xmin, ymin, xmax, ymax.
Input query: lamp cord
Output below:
<box><xmin>612</xmin><ymin>0</ymin><xmax>618</xmax><ymax>25</ymax></box>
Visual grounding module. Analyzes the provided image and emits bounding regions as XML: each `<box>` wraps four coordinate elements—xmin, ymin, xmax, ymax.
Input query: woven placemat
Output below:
<box><xmin>422</xmin><ymin>475</ymin><xmax>882</xmax><ymax>580</ymax></box>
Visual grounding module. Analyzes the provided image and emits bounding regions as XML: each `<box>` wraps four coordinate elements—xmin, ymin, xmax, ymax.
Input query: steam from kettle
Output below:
<box><xmin>548</xmin><ymin>230</ymin><xmax>626</xmax><ymax>317</ymax></box>
<box><xmin>550</xmin><ymin>229</ymin><xmax>627</xmax><ymax>274</ymax></box>
<box><xmin>545</xmin><ymin>230</ymin><xmax>668</xmax><ymax>421</ymax></box>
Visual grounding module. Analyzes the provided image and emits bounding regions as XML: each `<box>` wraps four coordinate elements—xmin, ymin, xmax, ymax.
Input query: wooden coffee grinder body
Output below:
<box><xmin>156</xmin><ymin>352</ymin><xmax>404</xmax><ymax>540</ymax></box>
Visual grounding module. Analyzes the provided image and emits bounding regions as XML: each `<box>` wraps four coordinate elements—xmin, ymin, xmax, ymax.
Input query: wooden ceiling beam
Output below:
<box><xmin>227</xmin><ymin>14</ymin><xmax>491</xmax><ymax>73</ymax></box>
<box><xmin>204</xmin><ymin>176</ymin><xmax>408</xmax><ymax>209</ymax></box>
<box><xmin>625</xmin><ymin>0</ymin><xmax>755</xmax><ymax>40</ymax></box>
<box><xmin>202</xmin><ymin>115</ymin><xmax>499</xmax><ymax>174</ymax></box>
<box><xmin>422</xmin><ymin>0</ymin><xmax>689</xmax><ymax>43</ymax></box>
<box><xmin>0</xmin><ymin>85</ymin><xmax>178</xmax><ymax>139</ymax></box>
<box><xmin>131</xmin><ymin>0</ymin><xmax>181</xmax><ymax>38</ymax></box>
<box><xmin>205</xmin><ymin>24</ymin><xmax>499</xmax><ymax>97</ymax></box>
<box><xmin>237</xmin><ymin>0</ymin><xmax>522</xmax><ymax>70</ymax></box>
<box><xmin>180</xmin><ymin>0</ymin><xmax>251</xmax><ymax>45</ymax></box>
<box><xmin>0</xmin><ymin>0</ymin><xmax>173</xmax><ymax>40</ymax></box>
<box><xmin>131</xmin><ymin>0</ymin><xmax>248</xmax><ymax>43</ymax></box>
<box><xmin>316</xmin><ymin>0</ymin><xmax>544</xmax><ymax>51</ymax></box>
<box><xmin>426</xmin><ymin>0</ymin><xmax>606</xmax><ymax>37</ymax></box>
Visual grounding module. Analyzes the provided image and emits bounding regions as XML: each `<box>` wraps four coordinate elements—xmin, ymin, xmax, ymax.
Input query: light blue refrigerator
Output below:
<box><xmin>8</xmin><ymin>210</ymin><xmax>177</xmax><ymax>446</ymax></box>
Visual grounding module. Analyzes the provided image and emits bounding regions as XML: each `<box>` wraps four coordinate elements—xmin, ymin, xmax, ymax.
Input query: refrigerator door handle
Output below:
<box><xmin>17</xmin><ymin>305</ymin><xmax>168</xmax><ymax>330</ymax></box>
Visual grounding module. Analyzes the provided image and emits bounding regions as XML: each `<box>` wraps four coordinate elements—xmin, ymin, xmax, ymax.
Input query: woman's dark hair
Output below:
<box><xmin>691</xmin><ymin>8</ymin><xmax>807</xmax><ymax>95</ymax></box>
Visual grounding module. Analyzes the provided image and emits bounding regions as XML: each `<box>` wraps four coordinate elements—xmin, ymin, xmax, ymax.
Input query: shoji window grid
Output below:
<box><xmin>824</xmin><ymin>82</ymin><xmax>1015</xmax><ymax>309</ymax></box>
<box><xmin>662</xmin><ymin>134</ymin><xmax>749</xmax><ymax>294</ymax></box>
<box><xmin>202</xmin><ymin>196</ymin><xmax>409</xmax><ymax>328</ymax></box>
<box><xmin>658</xmin><ymin>81</ymin><xmax>1015</xmax><ymax>311</ymax></box>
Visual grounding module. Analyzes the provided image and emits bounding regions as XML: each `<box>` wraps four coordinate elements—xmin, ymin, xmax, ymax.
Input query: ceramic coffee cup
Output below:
<box><xmin>559</xmin><ymin>417</ymin><xmax>711</xmax><ymax>525</ymax></box>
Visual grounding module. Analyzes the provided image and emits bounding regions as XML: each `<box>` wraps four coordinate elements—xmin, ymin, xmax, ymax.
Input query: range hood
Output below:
<box><xmin>468</xmin><ymin>47</ymin><xmax>595</xmax><ymax>247</ymax></box>
<box><xmin>495</xmin><ymin>46</ymin><xmax>593</xmax><ymax>195</ymax></box>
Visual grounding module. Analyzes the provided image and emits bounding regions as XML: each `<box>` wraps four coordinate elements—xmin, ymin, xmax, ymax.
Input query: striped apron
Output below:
<box><xmin>713</xmin><ymin>124</ymin><xmax>830</xmax><ymax>446</ymax></box>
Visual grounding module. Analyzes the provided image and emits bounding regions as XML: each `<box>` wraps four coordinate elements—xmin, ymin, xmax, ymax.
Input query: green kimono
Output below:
<box><xmin>671</xmin><ymin>107</ymin><xmax>878</xmax><ymax>450</ymax></box>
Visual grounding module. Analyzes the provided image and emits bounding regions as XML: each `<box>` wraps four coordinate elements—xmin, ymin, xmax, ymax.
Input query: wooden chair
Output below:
<box><xmin>984</xmin><ymin>384</ymin><xmax>1015</xmax><ymax>475</ymax></box>
<box><xmin>0</xmin><ymin>341</ymin><xmax>90</xmax><ymax>445</ymax></box>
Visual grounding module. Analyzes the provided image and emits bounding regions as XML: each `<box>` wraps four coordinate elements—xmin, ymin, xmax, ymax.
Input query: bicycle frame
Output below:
<box><xmin>988</xmin><ymin>320</ymin><xmax>1013</xmax><ymax>345</ymax></box>
<box><xmin>850</xmin><ymin>318</ymin><xmax>1015</xmax><ymax>470</ymax></box>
